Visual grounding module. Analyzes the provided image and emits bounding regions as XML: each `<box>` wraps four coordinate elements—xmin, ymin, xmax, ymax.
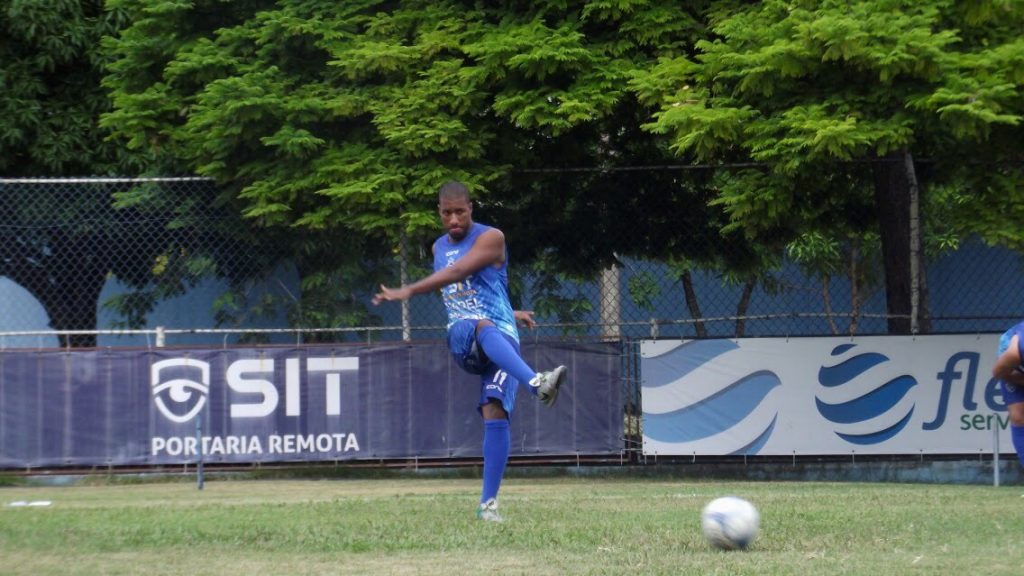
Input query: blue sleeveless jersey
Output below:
<box><xmin>997</xmin><ymin>321</ymin><xmax>1024</xmax><ymax>403</ymax></box>
<box><xmin>433</xmin><ymin>223</ymin><xmax>518</xmax><ymax>343</ymax></box>
<box><xmin>999</xmin><ymin>320</ymin><xmax>1024</xmax><ymax>358</ymax></box>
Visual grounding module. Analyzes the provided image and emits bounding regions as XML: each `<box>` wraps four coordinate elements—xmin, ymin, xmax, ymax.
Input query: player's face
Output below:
<box><xmin>439</xmin><ymin>197</ymin><xmax>473</xmax><ymax>241</ymax></box>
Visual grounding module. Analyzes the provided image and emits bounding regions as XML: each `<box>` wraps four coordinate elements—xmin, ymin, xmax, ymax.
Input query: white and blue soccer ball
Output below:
<box><xmin>701</xmin><ymin>496</ymin><xmax>760</xmax><ymax>550</ymax></box>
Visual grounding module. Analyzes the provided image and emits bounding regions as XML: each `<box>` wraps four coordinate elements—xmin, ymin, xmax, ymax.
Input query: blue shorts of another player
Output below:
<box><xmin>998</xmin><ymin>328</ymin><xmax>1024</xmax><ymax>404</ymax></box>
<box><xmin>447</xmin><ymin>319</ymin><xmax>521</xmax><ymax>416</ymax></box>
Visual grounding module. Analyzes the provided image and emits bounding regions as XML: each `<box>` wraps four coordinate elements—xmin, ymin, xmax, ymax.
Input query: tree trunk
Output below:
<box><xmin>821</xmin><ymin>274</ymin><xmax>838</xmax><ymax>335</ymax></box>
<box><xmin>903</xmin><ymin>151</ymin><xmax>931</xmax><ymax>333</ymax></box>
<box><xmin>680</xmin><ymin>270</ymin><xmax>707</xmax><ymax>338</ymax></box>
<box><xmin>599</xmin><ymin>264</ymin><xmax>621</xmax><ymax>341</ymax></box>
<box><xmin>53</xmin><ymin>230</ymin><xmax>108</xmax><ymax>347</ymax></box>
<box><xmin>735</xmin><ymin>278</ymin><xmax>756</xmax><ymax>338</ymax></box>
<box><xmin>42</xmin><ymin>275</ymin><xmax>105</xmax><ymax>348</ymax></box>
<box><xmin>872</xmin><ymin>150</ymin><xmax>914</xmax><ymax>334</ymax></box>
<box><xmin>917</xmin><ymin>247</ymin><xmax>932</xmax><ymax>333</ymax></box>
<box><xmin>10</xmin><ymin>230</ymin><xmax>107</xmax><ymax>348</ymax></box>
<box><xmin>849</xmin><ymin>238</ymin><xmax>861</xmax><ymax>336</ymax></box>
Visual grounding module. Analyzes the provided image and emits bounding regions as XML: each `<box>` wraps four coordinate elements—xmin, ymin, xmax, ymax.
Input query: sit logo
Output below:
<box><xmin>151</xmin><ymin>356</ymin><xmax>360</xmax><ymax>423</ymax></box>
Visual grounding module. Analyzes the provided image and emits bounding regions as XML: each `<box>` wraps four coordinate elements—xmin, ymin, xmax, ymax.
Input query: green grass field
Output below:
<box><xmin>0</xmin><ymin>475</ymin><xmax>1022</xmax><ymax>575</ymax></box>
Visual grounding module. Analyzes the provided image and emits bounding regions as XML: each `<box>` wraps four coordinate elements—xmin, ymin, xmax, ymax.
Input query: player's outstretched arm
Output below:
<box><xmin>373</xmin><ymin>228</ymin><xmax>505</xmax><ymax>305</ymax></box>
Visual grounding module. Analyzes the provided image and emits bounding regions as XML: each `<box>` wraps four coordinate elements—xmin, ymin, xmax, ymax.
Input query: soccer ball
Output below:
<box><xmin>701</xmin><ymin>496</ymin><xmax>760</xmax><ymax>550</ymax></box>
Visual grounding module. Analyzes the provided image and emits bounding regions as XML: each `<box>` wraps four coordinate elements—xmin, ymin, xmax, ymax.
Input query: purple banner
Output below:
<box><xmin>0</xmin><ymin>341</ymin><xmax>622</xmax><ymax>468</ymax></box>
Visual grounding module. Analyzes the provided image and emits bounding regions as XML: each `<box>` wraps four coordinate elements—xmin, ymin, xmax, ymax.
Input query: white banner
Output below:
<box><xmin>641</xmin><ymin>335</ymin><xmax>1010</xmax><ymax>456</ymax></box>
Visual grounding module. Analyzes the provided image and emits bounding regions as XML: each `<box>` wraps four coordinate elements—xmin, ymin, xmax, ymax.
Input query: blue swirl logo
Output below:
<box><xmin>642</xmin><ymin>340</ymin><xmax>780</xmax><ymax>455</ymax></box>
<box><xmin>816</xmin><ymin>344</ymin><xmax>917</xmax><ymax>445</ymax></box>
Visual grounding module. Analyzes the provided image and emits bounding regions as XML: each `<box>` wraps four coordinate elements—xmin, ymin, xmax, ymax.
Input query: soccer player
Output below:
<box><xmin>992</xmin><ymin>320</ymin><xmax>1024</xmax><ymax>466</ymax></box>
<box><xmin>372</xmin><ymin>180</ymin><xmax>567</xmax><ymax>522</ymax></box>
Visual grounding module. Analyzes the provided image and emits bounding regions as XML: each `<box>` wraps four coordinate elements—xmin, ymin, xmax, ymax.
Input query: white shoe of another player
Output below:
<box><xmin>476</xmin><ymin>498</ymin><xmax>503</xmax><ymax>523</ymax></box>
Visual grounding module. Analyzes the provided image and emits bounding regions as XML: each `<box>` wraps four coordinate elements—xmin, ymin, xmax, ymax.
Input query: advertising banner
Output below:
<box><xmin>0</xmin><ymin>341</ymin><xmax>622</xmax><ymax>468</ymax></box>
<box><xmin>641</xmin><ymin>335</ymin><xmax>1008</xmax><ymax>456</ymax></box>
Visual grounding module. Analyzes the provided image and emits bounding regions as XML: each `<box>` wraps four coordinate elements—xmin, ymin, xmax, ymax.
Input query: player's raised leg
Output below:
<box><xmin>475</xmin><ymin>320</ymin><xmax>567</xmax><ymax>406</ymax></box>
<box><xmin>1009</xmin><ymin>412</ymin><xmax>1024</xmax><ymax>466</ymax></box>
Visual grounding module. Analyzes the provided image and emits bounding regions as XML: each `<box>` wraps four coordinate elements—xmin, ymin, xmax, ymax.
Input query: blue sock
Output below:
<box><xmin>477</xmin><ymin>325</ymin><xmax>537</xmax><ymax>389</ymax></box>
<box><xmin>481</xmin><ymin>419</ymin><xmax>510</xmax><ymax>503</ymax></box>
<box><xmin>1012</xmin><ymin>425</ymin><xmax>1024</xmax><ymax>466</ymax></box>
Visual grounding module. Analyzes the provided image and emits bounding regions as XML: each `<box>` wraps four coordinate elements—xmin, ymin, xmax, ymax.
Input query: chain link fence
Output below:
<box><xmin>1</xmin><ymin>176</ymin><xmax>1022</xmax><ymax>469</ymax></box>
<box><xmin>0</xmin><ymin>177</ymin><xmax>1022</xmax><ymax>349</ymax></box>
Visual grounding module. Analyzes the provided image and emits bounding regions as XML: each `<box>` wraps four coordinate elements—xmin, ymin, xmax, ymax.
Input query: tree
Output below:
<box><xmin>105</xmin><ymin>1</ymin><xmax>771</xmax><ymax>336</ymax></box>
<box><xmin>632</xmin><ymin>0</ymin><xmax>1024</xmax><ymax>334</ymax></box>
<box><xmin>103</xmin><ymin>0</ymin><xmax>503</xmax><ymax>243</ymax></box>
<box><xmin>0</xmin><ymin>1</ymin><xmax>148</xmax><ymax>346</ymax></box>
<box><xmin>0</xmin><ymin>2</ymin><xmax>296</xmax><ymax>347</ymax></box>
<box><xmin>0</xmin><ymin>0</ymin><xmax>133</xmax><ymax>174</ymax></box>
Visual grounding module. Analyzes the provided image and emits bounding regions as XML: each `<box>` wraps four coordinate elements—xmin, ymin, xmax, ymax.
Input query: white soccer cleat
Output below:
<box><xmin>476</xmin><ymin>498</ymin><xmax>503</xmax><ymax>522</ymax></box>
<box><xmin>531</xmin><ymin>365</ymin><xmax>567</xmax><ymax>407</ymax></box>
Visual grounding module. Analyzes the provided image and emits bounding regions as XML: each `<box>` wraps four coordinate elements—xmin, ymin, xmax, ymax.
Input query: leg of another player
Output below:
<box><xmin>1007</xmin><ymin>402</ymin><xmax>1024</xmax><ymax>466</ymax></box>
<box><xmin>478</xmin><ymin>400</ymin><xmax>509</xmax><ymax>522</ymax></box>
<box><xmin>993</xmin><ymin>333</ymin><xmax>1024</xmax><ymax>466</ymax></box>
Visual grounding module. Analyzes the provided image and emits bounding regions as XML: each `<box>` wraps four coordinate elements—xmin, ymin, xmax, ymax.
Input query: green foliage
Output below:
<box><xmin>0</xmin><ymin>0</ymin><xmax>136</xmax><ymax>174</ymax></box>
<box><xmin>632</xmin><ymin>0</ymin><xmax>1024</xmax><ymax>248</ymax></box>
<box><xmin>101</xmin><ymin>0</ymin><xmax>724</xmax><ymax>330</ymax></box>
<box><xmin>4</xmin><ymin>1</ymin><xmax>1021</xmax><ymax>338</ymax></box>
<box><xmin>101</xmin><ymin>1</ymin><xmax>715</xmax><ymax>242</ymax></box>
<box><xmin>926</xmin><ymin>167</ymin><xmax>1024</xmax><ymax>251</ymax></box>
<box><xmin>105</xmin><ymin>2</ymin><xmax>482</xmax><ymax>241</ymax></box>
<box><xmin>786</xmin><ymin>232</ymin><xmax>845</xmax><ymax>278</ymax></box>
<box><xmin>629</xmin><ymin>0</ymin><xmax>1024</xmax><ymax>332</ymax></box>
<box><xmin>627</xmin><ymin>271</ymin><xmax>660</xmax><ymax>311</ymax></box>
<box><xmin>527</xmin><ymin>251</ymin><xmax>595</xmax><ymax>335</ymax></box>
<box><xmin>0</xmin><ymin>179</ymin><xmax>255</xmax><ymax>345</ymax></box>
<box><xmin>97</xmin><ymin>0</ymin><xmax>1024</xmax><ymax>334</ymax></box>
<box><xmin>99</xmin><ymin>180</ymin><xmax>292</xmax><ymax>332</ymax></box>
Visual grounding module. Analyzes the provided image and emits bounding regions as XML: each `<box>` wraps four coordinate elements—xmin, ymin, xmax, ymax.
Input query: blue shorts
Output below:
<box><xmin>998</xmin><ymin>328</ymin><xmax>1024</xmax><ymax>405</ymax></box>
<box><xmin>447</xmin><ymin>319</ymin><xmax>521</xmax><ymax>416</ymax></box>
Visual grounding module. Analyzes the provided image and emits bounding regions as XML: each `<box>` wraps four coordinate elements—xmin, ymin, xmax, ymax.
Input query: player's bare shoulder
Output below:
<box><xmin>475</xmin><ymin>227</ymin><xmax>506</xmax><ymax>266</ymax></box>
<box><xmin>479</xmin><ymin>226</ymin><xmax>505</xmax><ymax>244</ymax></box>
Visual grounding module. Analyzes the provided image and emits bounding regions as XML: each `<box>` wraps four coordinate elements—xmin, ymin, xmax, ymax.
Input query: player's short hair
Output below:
<box><xmin>438</xmin><ymin>181</ymin><xmax>471</xmax><ymax>203</ymax></box>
